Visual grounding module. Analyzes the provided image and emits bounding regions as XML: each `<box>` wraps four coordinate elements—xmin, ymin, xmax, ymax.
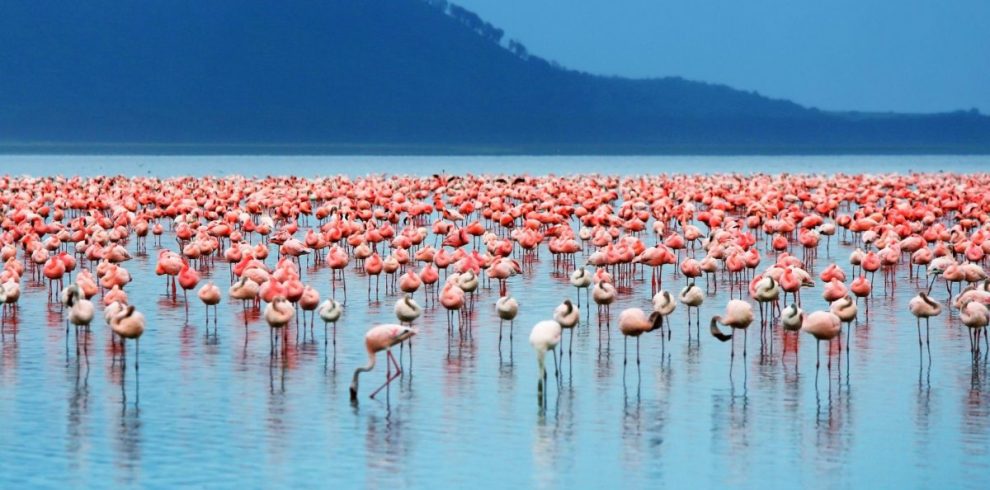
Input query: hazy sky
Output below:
<box><xmin>451</xmin><ymin>0</ymin><xmax>989</xmax><ymax>113</ymax></box>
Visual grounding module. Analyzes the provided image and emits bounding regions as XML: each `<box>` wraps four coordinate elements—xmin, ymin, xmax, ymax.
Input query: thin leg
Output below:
<box><xmin>623</xmin><ymin>336</ymin><xmax>628</xmax><ymax>367</ymax></box>
<box><xmin>816</xmin><ymin>340</ymin><xmax>821</xmax><ymax>369</ymax></box>
<box><xmin>369</xmin><ymin>350</ymin><xmax>403</xmax><ymax>399</ymax></box>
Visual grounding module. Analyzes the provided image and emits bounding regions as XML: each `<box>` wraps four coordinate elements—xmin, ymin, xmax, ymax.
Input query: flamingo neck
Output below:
<box><xmin>649</xmin><ymin>313</ymin><xmax>663</xmax><ymax>332</ymax></box>
<box><xmin>349</xmin><ymin>350</ymin><xmax>377</xmax><ymax>397</ymax></box>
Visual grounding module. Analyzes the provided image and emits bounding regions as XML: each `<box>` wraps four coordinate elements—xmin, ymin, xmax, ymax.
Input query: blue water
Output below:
<box><xmin>0</xmin><ymin>155</ymin><xmax>988</xmax><ymax>489</ymax></box>
<box><xmin>0</xmin><ymin>153</ymin><xmax>988</xmax><ymax>177</ymax></box>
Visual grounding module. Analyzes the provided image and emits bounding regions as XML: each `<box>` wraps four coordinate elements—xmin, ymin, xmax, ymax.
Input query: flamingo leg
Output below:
<box><xmin>623</xmin><ymin>336</ymin><xmax>628</xmax><ymax>367</ymax></box>
<box><xmin>636</xmin><ymin>336</ymin><xmax>640</xmax><ymax>367</ymax></box>
<box><xmin>816</xmin><ymin>340</ymin><xmax>821</xmax><ymax>369</ymax></box>
<box><xmin>369</xmin><ymin>350</ymin><xmax>403</xmax><ymax>399</ymax></box>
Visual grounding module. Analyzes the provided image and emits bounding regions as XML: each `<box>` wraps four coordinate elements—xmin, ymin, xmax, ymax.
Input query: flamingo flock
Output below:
<box><xmin>0</xmin><ymin>172</ymin><xmax>988</xmax><ymax>403</ymax></box>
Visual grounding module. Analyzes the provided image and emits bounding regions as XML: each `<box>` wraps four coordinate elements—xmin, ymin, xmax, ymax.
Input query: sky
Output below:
<box><xmin>451</xmin><ymin>0</ymin><xmax>989</xmax><ymax>113</ymax></box>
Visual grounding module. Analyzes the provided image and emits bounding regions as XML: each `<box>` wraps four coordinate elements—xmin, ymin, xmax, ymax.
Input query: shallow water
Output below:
<box><xmin>1</xmin><ymin>156</ymin><xmax>989</xmax><ymax>488</ymax></box>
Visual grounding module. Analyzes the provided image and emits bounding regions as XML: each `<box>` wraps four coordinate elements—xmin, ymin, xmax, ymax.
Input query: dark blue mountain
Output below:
<box><xmin>2</xmin><ymin>0</ymin><xmax>988</xmax><ymax>153</ymax></box>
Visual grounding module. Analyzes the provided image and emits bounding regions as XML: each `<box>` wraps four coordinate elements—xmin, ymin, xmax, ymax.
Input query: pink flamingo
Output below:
<box><xmin>908</xmin><ymin>291</ymin><xmax>940</xmax><ymax>354</ymax></box>
<box><xmin>197</xmin><ymin>282</ymin><xmax>221</xmax><ymax>326</ymax></box>
<box><xmin>178</xmin><ymin>261</ymin><xmax>200</xmax><ymax>316</ymax></box>
<box><xmin>618</xmin><ymin>308</ymin><xmax>663</xmax><ymax>369</ymax></box>
<box><xmin>349</xmin><ymin>324</ymin><xmax>417</xmax><ymax>400</ymax></box>
<box><xmin>709</xmin><ymin>300</ymin><xmax>755</xmax><ymax>360</ymax></box>
<box><xmin>364</xmin><ymin>253</ymin><xmax>383</xmax><ymax>301</ymax></box>
<box><xmin>801</xmin><ymin>310</ymin><xmax>841</xmax><ymax>372</ymax></box>
<box><xmin>440</xmin><ymin>282</ymin><xmax>465</xmax><ymax>335</ymax></box>
<box><xmin>822</xmin><ymin>278</ymin><xmax>848</xmax><ymax>304</ymax></box>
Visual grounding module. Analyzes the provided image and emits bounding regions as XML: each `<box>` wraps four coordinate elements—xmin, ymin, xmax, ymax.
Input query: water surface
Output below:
<box><xmin>1</xmin><ymin>153</ymin><xmax>989</xmax><ymax>177</ymax></box>
<box><xmin>0</xmin><ymin>156</ymin><xmax>988</xmax><ymax>488</ymax></box>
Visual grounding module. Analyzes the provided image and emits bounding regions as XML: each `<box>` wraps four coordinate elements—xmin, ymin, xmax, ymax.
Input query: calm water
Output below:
<box><xmin>1</xmin><ymin>155</ymin><xmax>989</xmax><ymax>489</ymax></box>
<box><xmin>0</xmin><ymin>153</ymin><xmax>989</xmax><ymax>177</ymax></box>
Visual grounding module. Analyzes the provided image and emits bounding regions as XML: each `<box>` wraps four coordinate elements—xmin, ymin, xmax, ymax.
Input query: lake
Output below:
<box><xmin>0</xmin><ymin>155</ymin><xmax>988</xmax><ymax>489</ymax></box>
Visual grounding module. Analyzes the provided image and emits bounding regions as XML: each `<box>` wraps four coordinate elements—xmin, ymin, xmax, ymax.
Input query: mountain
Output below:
<box><xmin>2</xmin><ymin>0</ymin><xmax>988</xmax><ymax>154</ymax></box>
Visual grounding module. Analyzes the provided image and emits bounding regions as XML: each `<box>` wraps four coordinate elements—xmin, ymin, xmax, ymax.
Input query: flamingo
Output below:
<box><xmin>264</xmin><ymin>296</ymin><xmax>295</xmax><ymax>354</ymax></box>
<box><xmin>651</xmin><ymin>290</ymin><xmax>676</xmax><ymax>340</ymax></box>
<box><xmin>781</xmin><ymin>303</ymin><xmax>803</xmax><ymax>332</ymax></box>
<box><xmin>440</xmin><ymin>282</ymin><xmax>465</xmax><ymax>335</ymax></box>
<box><xmin>109</xmin><ymin>304</ymin><xmax>146</xmax><ymax>370</ymax></box>
<box><xmin>496</xmin><ymin>295</ymin><xmax>519</xmax><ymax>344</ymax></box>
<box><xmin>317</xmin><ymin>299</ymin><xmax>343</xmax><ymax>347</ymax></box>
<box><xmin>197</xmin><ymin>282</ymin><xmax>221</xmax><ymax>326</ymax></box>
<box><xmin>554</xmin><ymin>299</ymin><xmax>580</xmax><ymax>357</ymax></box>
<box><xmin>365</xmin><ymin>253</ymin><xmax>383</xmax><ymax>302</ymax></box>
<box><xmin>419</xmin><ymin>264</ymin><xmax>440</xmax><ymax>306</ymax></box>
<box><xmin>0</xmin><ymin>280</ymin><xmax>20</xmax><ymax>320</ymax></box>
<box><xmin>801</xmin><ymin>310</ymin><xmax>841</xmax><ymax>371</ymax></box>
<box><xmin>850</xmin><ymin>275</ymin><xmax>872</xmax><ymax>312</ymax></box>
<box><xmin>61</xmin><ymin>284</ymin><xmax>94</xmax><ymax>336</ymax></box>
<box><xmin>822</xmin><ymin>278</ymin><xmax>848</xmax><ymax>304</ymax></box>
<box><xmin>678</xmin><ymin>282</ymin><xmax>704</xmax><ymax>332</ymax></box>
<box><xmin>156</xmin><ymin>250</ymin><xmax>183</xmax><ymax>298</ymax></box>
<box><xmin>750</xmin><ymin>275</ymin><xmax>780</xmax><ymax>330</ymax></box>
<box><xmin>709</xmin><ymin>300</ymin><xmax>755</xmax><ymax>360</ymax></box>
<box><xmin>529</xmin><ymin>320</ymin><xmax>562</xmax><ymax>400</ymax></box>
<box><xmin>398</xmin><ymin>270</ymin><xmax>422</xmax><ymax>295</ymax></box>
<box><xmin>618</xmin><ymin>308</ymin><xmax>663</xmax><ymax>368</ymax></box>
<box><xmin>229</xmin><ymin>277</ymin><xmax>260</xmax><ymax>315</ymax></box>
<box><xmin>570</xmin><ymin>268</ymin><xmax>592</xmax><ymax>307</ymax></box>
<box><xmin>349</xmin><ymin>324</ymin><xmax>417</xmax><ymax>400</ymax></box>
<box><xmin>177</xmin><ymin>261</ymin><xmax>200</xmax><ymax>316</ymax></box>
<box><xmin>327</xmin><ymin>245</ymin><xmax>350</xmax><ymax>302</ymax></box>
<box><xmin>908</xmin><ymin>291</ymin><xmax>940</xmax><ymax>353</ymax></box>
<box><xmin>299</xmin><ymin>285</ymin><xmax>321</xmax><ymax>331</ymax></box>
<box><xmin>43</xmin><ymin>256</ymin><xmax>65</xmax><ymax>302</ymax></box>
<box><xmin>779</xmin><ymin>267</ymin><xmax>802</xmax><ymax>305</ymax></box>
<box><xmin>829</xmin><ymin>294</ymin><xmax>857</xmax><ymax>347</ymax></box>
<box><xmin>960</xmin><ymin>299</ymin><xmax>990</xmax><ymax>354</ymax></box>
<box><xmin>592</xmin><ymin>281</ymin><xmax>616</xmax><ymax>328</ymax></box>
<box><xmin>457</xmin><ymin>270</ymin><xmax>479</xmax><ymax>310</ymax></box>
<box><xmin>861</xmin><ymin>251</ymin><xmax>881</xmax><ymax>291</ymax></box>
